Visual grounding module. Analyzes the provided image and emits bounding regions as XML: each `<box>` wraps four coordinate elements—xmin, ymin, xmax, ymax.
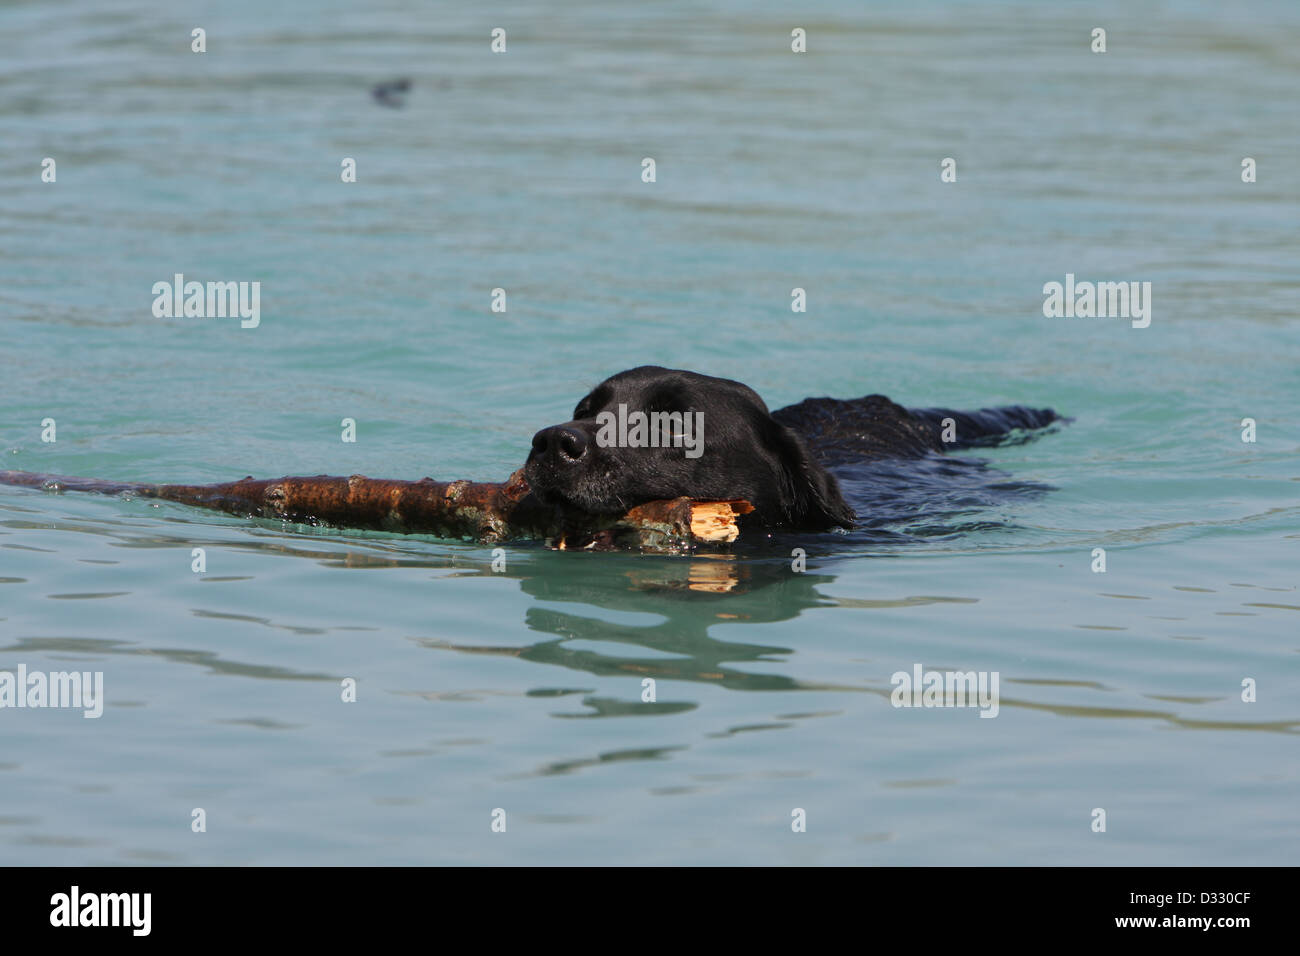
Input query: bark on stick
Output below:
<box><xmin>0</xmin><ymin>469</ymin><xmax>753</xmax><ymax>550</ymax></box>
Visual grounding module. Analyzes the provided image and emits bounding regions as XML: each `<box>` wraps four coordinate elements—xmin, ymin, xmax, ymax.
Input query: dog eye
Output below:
<box><xmin>646</xmin><ymin>390</ymin><xmax>687</xmax><ymax>414</ymax></box>
<box><xmin>573</xmin><ymin>385</ymin><xmax>613</xmax><ymax>419</ymax></box>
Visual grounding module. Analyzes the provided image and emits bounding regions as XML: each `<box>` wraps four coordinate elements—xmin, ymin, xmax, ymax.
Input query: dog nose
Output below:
<box><xmin>530</xmin><ymin>425</ymin><xmax>588</xmax><ymax>463</ymax></box>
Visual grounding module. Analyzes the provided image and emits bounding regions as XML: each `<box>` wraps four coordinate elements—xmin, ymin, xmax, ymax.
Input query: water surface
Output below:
<box><xmin>1</xmin><ymin>0</ymin><xmax>1297</xmax><ymax>864</ymax></box>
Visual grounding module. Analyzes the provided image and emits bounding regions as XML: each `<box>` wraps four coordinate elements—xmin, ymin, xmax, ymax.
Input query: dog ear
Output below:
<box><xmin>760</xmin><ymin>417</ymin><xmax>857</xmax><ymax>530</ymax></box>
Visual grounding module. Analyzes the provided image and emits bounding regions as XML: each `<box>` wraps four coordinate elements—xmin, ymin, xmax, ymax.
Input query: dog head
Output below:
<box><xmin>524</xmin><ymin>366</ymin><xmax>855</xmax><ymax>531</ymax></box>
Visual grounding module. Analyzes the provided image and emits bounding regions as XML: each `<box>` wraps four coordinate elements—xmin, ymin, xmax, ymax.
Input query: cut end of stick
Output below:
<box><xmin>688</xmin><ymin>500</ymin><xmax>755</xmax><ymax>543</ymax></box>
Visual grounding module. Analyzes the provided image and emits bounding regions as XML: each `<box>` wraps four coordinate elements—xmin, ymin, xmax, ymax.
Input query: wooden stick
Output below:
<box><xmin>0</xmin><ymin>469</ymin><xmax>753</xmax><ymax>550</ymax></box>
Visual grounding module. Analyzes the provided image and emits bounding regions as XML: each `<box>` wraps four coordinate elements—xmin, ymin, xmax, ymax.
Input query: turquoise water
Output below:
<box><xmin>1</xmin><ymin>0</ymin><xmax>1297</xmax><ymax>864</ymax></box>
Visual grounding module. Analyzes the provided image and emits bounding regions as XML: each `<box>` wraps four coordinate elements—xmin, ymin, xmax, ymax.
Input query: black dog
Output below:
<box><xmin>525</xmin><ymin>366</ymin><xmax>1061</xmax><ymax>532</ymax></box>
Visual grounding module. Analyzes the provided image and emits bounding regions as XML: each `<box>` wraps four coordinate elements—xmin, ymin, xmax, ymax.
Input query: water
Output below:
<box><xmin>1</xmin><ymin>0</ymin><xmax>1296</xmax><ymax>864</ymax></box>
